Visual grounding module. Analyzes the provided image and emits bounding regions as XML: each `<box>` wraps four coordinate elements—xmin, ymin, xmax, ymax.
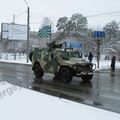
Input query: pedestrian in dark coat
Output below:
<box><xmin>111</xmin><ymin>55</ymin><xmax>116</xmax><ymax>71</ymax></box>
<box><xmin>88</xmin><ymin>52</ymin><xmax>93</xmax><ymax>62</ymax></box>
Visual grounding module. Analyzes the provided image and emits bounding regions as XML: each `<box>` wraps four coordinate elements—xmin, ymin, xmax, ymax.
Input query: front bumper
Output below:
<box><xmin>75</xmin><ymin>72</ymin><xmax>94</xmax><ymax>77</ymax></box>
<box><xmin>72</xmin><ymin>63</ymin><xmax>96</xmax><ymax>76</ymax></box>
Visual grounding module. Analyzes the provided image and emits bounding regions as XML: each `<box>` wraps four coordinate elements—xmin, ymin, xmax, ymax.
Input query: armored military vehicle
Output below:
<box><xmin>29</xmin><ymin>42</ymin><xmax>96</xmax><ymax>82</ymax></box>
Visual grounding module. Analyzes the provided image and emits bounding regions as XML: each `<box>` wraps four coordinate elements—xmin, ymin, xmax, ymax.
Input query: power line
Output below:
<box><xmin>7</xmin><ymin>11</ymin><xmax>26</xmax><ymax>23</ymax></box>
<box><xmin>31</xmin><ymin>11</ymin><xmax>120</xmax><ymax>20</ymax></box>
<box><xmin>86</xmin><ymin>11</ymin><xmax>120</xmax><ymax>18</ymax></box>
<box><xmin>3</xmin><ymin>10</ymin><xmax>120</xmax><ymax>25</ymax></box>
<box><xmin>30</xmin><ymin>11</ymin><xmax>120</xmax><ymax>25</ymax></box>
<box><xmin>30</xmin><ymin>12</ymin><xmax>59</xmax><ymax>20</ymax></box>
<box><xmin>15</xmin><ymin>11</ymin><xmax>26</xmax><ymax>19</ymax></box>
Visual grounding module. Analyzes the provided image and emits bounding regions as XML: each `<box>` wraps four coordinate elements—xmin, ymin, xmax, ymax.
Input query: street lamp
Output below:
<box><xmin>24</xmin><ymin>0</ymin><xmax>30</xmax><ymax>63</ymax></box>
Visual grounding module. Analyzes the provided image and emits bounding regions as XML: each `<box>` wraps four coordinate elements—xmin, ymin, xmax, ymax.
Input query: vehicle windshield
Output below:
<box><xmin>61</xmin><ymin>51</ymin><xmax>80</xmax><ymax>60</ymax></box>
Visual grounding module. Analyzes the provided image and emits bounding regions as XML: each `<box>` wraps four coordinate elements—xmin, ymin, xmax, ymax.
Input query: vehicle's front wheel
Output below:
<box><xmin>33</xmin><ymin>63</ymin><xmax>44</xmax><ymax>79</ymax></box>
<box><xmin>59</xmin><ymin>67</ymin><xmax>73</xmax><ymax>83</ymax></box>
<box><xmin>81</xmin><ymin>74</ymin><xmax>93</xmax><ymax>81</ymax></box>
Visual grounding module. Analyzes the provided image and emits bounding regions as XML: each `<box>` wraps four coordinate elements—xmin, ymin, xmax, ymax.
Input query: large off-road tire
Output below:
<box><xmin>81</xmin><ymin>74</ymin><xmax>93</xmax><ymax>81</ymax></box>
<box><xmin>33</xmin><ymin>63</ymin><xmax>44</xmax><ymax>79</ymax></box>
<box><xmin>29</xmin><ymin>51</ymin><xmax>33</xmax><ymax>62</ymax></box>
<box><xmin>59</xmin><ymin>67</ymin><xmax>73</xmax><ymax>83</ymax></box>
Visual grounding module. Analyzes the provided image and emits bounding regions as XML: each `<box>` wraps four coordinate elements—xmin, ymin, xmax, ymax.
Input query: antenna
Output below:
<box><xmin>13</xmin><ymin>14</ymin><xmax>15</xmax><ymax>24</ymax></box>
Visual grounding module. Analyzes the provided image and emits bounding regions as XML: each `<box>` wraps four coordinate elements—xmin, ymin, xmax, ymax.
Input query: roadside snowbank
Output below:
<box><xmin>1</xmin><ymin>52</ymin><xmax>120</xmax><ymax>70</ymax></box>
<box><xmin>92</xmin><ymin>60</ymin><xmax>120</xmax><ymax>70</ymax></box>
<box><xmin>1</xmin><ymin>58</ymin><xmax>120</xmax><ymax>70</ymax></box>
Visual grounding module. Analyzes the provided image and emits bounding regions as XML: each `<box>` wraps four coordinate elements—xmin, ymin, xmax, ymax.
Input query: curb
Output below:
<box><xmin>0</xmin><ymin>61</ymin><xmax>32</xmax><ymax>66</ymax></box>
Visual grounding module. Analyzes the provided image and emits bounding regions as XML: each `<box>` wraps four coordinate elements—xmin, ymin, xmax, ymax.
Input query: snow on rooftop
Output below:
<box><xmin>0</xmin><ymin>81</ymin><xmax>120</xmax><ymax>120</ymax></box>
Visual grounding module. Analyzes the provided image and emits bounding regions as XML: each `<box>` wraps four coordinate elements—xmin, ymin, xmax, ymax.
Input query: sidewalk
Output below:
<box><xmin>98</xmin><ymin>68</ymin><xmax>120</xmax><ymax>75</ymax></box>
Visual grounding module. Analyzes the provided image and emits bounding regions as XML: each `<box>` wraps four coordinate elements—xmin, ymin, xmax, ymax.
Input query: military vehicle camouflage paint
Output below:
<box><xmin>29</xmin><ymin>45</ymin><xmax>96</xmax><ymax>82</ymax></box>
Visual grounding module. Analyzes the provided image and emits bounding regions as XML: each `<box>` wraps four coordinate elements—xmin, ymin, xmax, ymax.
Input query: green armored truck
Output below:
<box><xmin>29</xmin><ymin>42</ymin><xmax>96</xmax><ymax>83</ymax></box>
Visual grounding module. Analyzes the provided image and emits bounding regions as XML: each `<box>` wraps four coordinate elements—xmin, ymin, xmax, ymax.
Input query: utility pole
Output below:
<box><xmin>97</xmin><ymin>40</ymin><xmax>100</xmax><ymax>68</ymax></box>
<box><xmin>27</xmin><ymin>6</ymin><xmax>30</xmax><ymax>63</ymax></box>
<box><xmin>13</xmin><ymin>14</ymin><xmax>16</xmax><ymax>60</ymax></box>
<box><xmin>24</xmin><ymin>0</ymin><xmax>30</xmax><ymax>63</ymax></box>
<box><xmin>13</xmin><ymin>14</ymin><xmax>15</xmax><ymax>23</ymax></box>
<box><xmin>93</xmin><ymin>31</ymin><xmax>105</xmax><ymax>69</ymax></box>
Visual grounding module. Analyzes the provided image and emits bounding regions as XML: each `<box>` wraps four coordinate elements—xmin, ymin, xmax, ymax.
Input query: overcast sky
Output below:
<box><xmin>0</xmin><ymin>0</ymin><xmax>120</xmax><ymax>31</ymax></box>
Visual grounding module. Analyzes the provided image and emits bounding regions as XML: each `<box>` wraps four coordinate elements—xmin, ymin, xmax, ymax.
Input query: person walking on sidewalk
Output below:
<box><xmin>111</xmin><ymin>55</ymin><xmax>116</xmax><ymax>71</ymax></box>
<box><xmin>88</xmin><ymin>52</ymin><xmax>93</xmax><ymax>62</ymax></box>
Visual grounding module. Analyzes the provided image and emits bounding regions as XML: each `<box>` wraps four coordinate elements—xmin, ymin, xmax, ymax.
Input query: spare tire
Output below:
<box><xmin>29</xmin><ymin>51</ymin><xmax>33</xmax><ymax>62</ymax></box>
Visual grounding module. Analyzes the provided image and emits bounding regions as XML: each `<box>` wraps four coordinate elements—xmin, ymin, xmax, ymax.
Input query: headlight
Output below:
<box><xmin>72</xmin><ymin>64</ymin><xmax>77</xmax><ymax>69</ymax></box>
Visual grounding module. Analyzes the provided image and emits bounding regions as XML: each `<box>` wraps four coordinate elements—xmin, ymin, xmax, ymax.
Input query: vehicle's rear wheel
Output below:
<box><xmin>59</xmin><ymin>67</ymin><xmax>73</xmax><ymax>83</ymax></box>
<box><xmin>33</xmin><ymin>63</ymin><xmax>44</xmax><ymax>79</ymax></box>
<box><xmin>81</xmin><ymin>74</ymin><xmax>93</xmax><ymax>81</ymax></box>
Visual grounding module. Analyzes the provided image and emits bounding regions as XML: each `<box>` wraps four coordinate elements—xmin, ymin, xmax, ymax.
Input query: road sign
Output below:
<box><xmin>93</xmin><ymin>31</ymin><xmax>105</xmax><ymax>68</ymax></box>
<box><xmin>1</xmin><ymin>23</ymin><xmax>27</xmax><ymax>40</ymax></box>
<box><xmin>93</xmin><ymin>31</ymin><xmax>105</xmax><ymax>39</ymax></box>
<box><xmin>38</xmin><ymin>25</ymin><xmax>51</xmax><ymax>38</ymax></box>
<box><xmin>65</xmin><ymin>41</ymin><xmax>82</xmax><ymax>49</ymax></box>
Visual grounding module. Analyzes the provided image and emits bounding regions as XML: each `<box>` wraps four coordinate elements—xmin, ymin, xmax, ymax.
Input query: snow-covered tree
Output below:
<box><xmin>103</xmin><ymin>21</ymin><xmax>119</xmax><ymax>42</ymax></box>
<box><xmin>69</xmin><ymin>13</ymin><xmax>87</xmax><ymax>34</ymax></box>
<box><xmin>56</xmin><ymin>16</ymin><xmax>68</xmax><ymax>32</ymax></box>
<box><xmin>56</xmin><ymin>13</ymin><xmax>88</xmax><ymax>39</ymax></box>
<box><xmin>39</xmin><ymin>17</ymin><xmax>55</xmax><ymax>33</ymax></box>
<box><xmin>102</xmin><ymin>21</ymin><xmax>120</xmax><ymax>59</ymax></box>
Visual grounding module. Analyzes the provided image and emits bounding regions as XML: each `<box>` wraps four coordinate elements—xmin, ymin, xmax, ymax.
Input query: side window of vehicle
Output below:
<box><xmin>50</xmin><ymin>50</ymin><xmax>56</xmax><ymax>59</ymax></box>
<box><xmin>43</xmin><ymin>50</ymin><xmax>49</xmax><ymax>61</ymax></box>
<box><xmin>44</xmin><ymin>50</ymin><xmax>49</xmax><ymax>56</ymax></box>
